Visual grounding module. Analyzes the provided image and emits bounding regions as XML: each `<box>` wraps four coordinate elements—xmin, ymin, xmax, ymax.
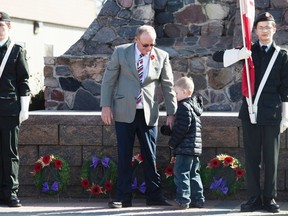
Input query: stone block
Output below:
<box><xmin>202</xmin><ymin>127</ymin><xmax>238</xmax><ymax>147</ymax></box>
<box><xmin>277</xmin><ymin>170</ymin><xmax>285</xmax><ymax>191</ymax></box>
<box><xmin>82</xmin><ymin>146</ymin><xmax>118</xmax><ymax>163</ymax></box>
<box><xmin>19</xmin><ymin>165</ymin><xmax>34</xmax><ymax>185</ymax></box>
<box><xmin>18</xmin><ymin>185</ymin><xmax>39</xmax><ymax>197</ymax></box>
<box><xmin>278</xmin><ymin>149</ymin><xmax>288</xmax><ymax>172</ymax></box>
<box><xmin>60</xmin><ymin>125</ymin><xmax>102</xmax><ymax>146</ymax></box>
<box><xmin>19</xmin><ymin>146</ymin><xmax>39</xmax><ymax>165</ymax></box>
<box><xmin>102</xmin><ymin>126</ymin><xmax>117</xmax><ymax>146</ymax></box>
<box><xmin>70</xmin><ymin>166</ymin><xmax>82</xmax><ymax>185</ymax></box>
<box><xmin>19</xmin><ymin>124</ymin><xmax>58</xmax><ymax>145</ymax></box>
<box><xmin>39</xmin><ymin>145</ymin><xmax>82</xmax><ymax>166</ymax></box>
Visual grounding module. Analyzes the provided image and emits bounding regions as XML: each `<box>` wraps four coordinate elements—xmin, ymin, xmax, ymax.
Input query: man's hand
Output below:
<box><xmin>101</xmin><ymin>106</ymin><xmax>113</xmax><ymax>125</ymax></box>
<box><xmin>166</xmin><ymin>115</ymin><xmax>175</xmax><ymax>130</ymax></box>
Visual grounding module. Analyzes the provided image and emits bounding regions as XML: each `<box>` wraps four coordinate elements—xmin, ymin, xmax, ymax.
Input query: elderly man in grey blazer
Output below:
<box><xmin>101</xmin><ymin>25</ymin><xmax>177</xmax><ymax>208</ymax></box>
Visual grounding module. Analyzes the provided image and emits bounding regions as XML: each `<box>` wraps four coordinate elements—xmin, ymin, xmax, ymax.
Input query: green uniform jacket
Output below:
<box><xmin>0</xmin><ymin>39</ymin><xmax>30</xmax><ymax>116</ymax></box>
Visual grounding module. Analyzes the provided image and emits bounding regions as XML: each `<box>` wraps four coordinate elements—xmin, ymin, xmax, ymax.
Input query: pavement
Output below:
<box><xmin>0</xmin><ymin>198</ymin><xmax>287</xmax><ymax>216</ymax></box>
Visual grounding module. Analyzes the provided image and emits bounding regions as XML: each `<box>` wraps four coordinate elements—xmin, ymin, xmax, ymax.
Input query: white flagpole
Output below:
<box><xmin>239</xmin><ymin>0</ymin><xmax>254</xmax><ymax>117</ymax></box>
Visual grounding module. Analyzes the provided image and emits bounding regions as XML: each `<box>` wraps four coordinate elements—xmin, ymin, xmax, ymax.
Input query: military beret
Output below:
<box><xmin>0</xmin><ymin>12</ymin><xmax>11</xmax><ymax>22</ymax></box>
<box><xmin>254</xmin><ymin>12</ymin><xmax>275</xmax><ymax>27</ymax></box>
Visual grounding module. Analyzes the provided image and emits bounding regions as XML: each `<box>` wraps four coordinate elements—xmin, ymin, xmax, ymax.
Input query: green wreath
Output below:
<box><xmin>80</xmin><ymin>156</ymin><xmax>117</xmax><ymax>197</ymax></box>
<box><xmin>200</xmin><ymin>154</ymin><xmax>245</xmax><ymax>197</ymax></box>
<box><xmin>33</xmin><ymin>154</ymin><xmax>70</xmax><ymax>195</ymax></box>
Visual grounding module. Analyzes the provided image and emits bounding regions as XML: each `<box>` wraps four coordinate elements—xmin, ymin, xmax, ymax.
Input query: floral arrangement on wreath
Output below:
<box><xmin>200</xmin><ymin>154</ymin><xmax>245</xmax><ymax>196</ymax></box>
<box><xmin>80</xmin><ymin>156</ymin><xmax>117</xmax><ymax>197</ymax></box>
<box><xmin>33</xmin><ymin>154</ymin><xmax>70</xmax><ymax>195</ymax></box>
<box><xmin>131</xmin><ymin>153</ymin><xmax>146</xmax><ymax>195</ymax></box>
<box><xmin>162</xmin><ymin>157</ymin><xmax>175</xmax><ymax>188</ymax></box>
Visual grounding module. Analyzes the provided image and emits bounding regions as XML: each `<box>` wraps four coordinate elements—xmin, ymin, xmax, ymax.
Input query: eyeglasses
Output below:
<box><xmin>138</xmin><ymin>38</ymin><xmax>156</xmax><ymax>48</ymax></box>
<box><xmin>257</xmin><ymin>26</ymin><xmax>273</xmax><ymax>31</ymax></box>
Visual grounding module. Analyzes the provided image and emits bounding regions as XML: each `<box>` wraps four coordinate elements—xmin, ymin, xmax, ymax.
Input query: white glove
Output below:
<box><xmin>223</xmin><ymin>47</ymin><xmax>251</xmax><ymax>67</ymax></box>
<box><xmin>280</xmin><ymin>102</ymin><xmax>288</xmax><ymax>133</ymax></box>
<box><xmin>238</xmin><ymin>47</ymin><xmax>251</xmax><ymax>59</ymax></box>
<box><xmin>19</xmin><ymin>96</ymin><xmax>30</xmax><ymax>124</ymax></box>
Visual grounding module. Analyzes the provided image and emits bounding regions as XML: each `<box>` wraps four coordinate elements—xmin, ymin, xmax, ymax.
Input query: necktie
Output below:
<box><xmin>136</xmin><ymin>54</ymin><xmax>144</xmax><ymax>105</ymax></box>
<box><xmin>262</xmin><ymin>45</ymin><xmax>267</xmax><ymax>53</ymax></box>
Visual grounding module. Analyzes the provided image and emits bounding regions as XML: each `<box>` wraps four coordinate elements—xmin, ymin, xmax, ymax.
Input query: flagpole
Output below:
<box><xmin>239</xmin><ymin>0</ymin><xmax>253</xmax><ymax>116</ymax></box>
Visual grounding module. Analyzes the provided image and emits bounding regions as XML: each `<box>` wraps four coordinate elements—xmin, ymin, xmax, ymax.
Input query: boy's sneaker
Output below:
<box><xmin>166</xmin><ymin>199</ymin><xmax>188</xmax><ymax>210</ymax></box>
<box><xmin>190</xmin><ymin>202</ymin><xmax>204</xmax><ymax>208</ymax></box>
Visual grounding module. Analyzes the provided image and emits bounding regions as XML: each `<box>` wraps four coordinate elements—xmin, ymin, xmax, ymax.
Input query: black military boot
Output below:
<box><xmin>263</xmin><ymin>197</ymin><xmax>280</xmax><ymax>213</ymax></box>
<box><xmin>240</xmin><ymin>196</ymin><xmax>262</xmax><ymax>212</ymax></box>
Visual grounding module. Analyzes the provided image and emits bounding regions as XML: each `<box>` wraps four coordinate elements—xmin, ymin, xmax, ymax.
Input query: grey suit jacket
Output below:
<box><xmin>100</xmin><ymin>43</ymin><xmax>177</xmax><ymax>126</ymax></box>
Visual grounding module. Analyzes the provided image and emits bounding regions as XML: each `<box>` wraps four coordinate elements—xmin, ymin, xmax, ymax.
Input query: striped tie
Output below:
<box><xmin>136</xmin><ymin>54</ymin><xmax>144</xmax><ymax>105</ymax></box>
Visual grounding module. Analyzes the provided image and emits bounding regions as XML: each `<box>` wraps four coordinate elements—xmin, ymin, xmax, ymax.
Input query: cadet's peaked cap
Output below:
<box><xmin>254</xmin><ymin>12</ymin><xmax>275</xmax><ymax>27</ymax></box>
<box><xmin>0</xmin><ymin>12</ymin><xmax>11</xmax><ymax>22</ymax></box>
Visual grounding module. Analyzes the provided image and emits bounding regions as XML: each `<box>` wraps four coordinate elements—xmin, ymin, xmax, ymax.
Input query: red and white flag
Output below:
<box><xmin>239</xmin><ymin>0</ymin><xmax>255</xmax><ymax>98</ymax></box>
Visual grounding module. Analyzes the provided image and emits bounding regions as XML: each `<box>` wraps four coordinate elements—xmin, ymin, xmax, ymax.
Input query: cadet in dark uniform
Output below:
<box><xmin>213</xmin><ymin>12</ymin><xmax>288</xmax><ymax>213</ymax></box>
<box><xmin>0</xmin><ymin>12</ymin><xmax>30</xmax><ymax>207</ymax></box>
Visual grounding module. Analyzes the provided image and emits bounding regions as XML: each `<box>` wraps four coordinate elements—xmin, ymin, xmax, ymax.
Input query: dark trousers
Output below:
<box><xmin>115</xmin><ymin>109</ymin><xmax>161</xmax><ymax>202</ymax></box>
<box><xmin>242</xmin><ymin>120</ymin><xmax>280</xmax><ymax>198</ymax></box>
<box><xmin>0</xmin><ymin>116</ymin><xmax>20</xmax><ymax>199</ymax></box>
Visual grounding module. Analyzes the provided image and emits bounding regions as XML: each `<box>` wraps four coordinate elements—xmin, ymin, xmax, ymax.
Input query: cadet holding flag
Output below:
<box><xmin>213</xmin><ymin>10</ymin><xmax>288</xmax><ymax>213</ymax></box>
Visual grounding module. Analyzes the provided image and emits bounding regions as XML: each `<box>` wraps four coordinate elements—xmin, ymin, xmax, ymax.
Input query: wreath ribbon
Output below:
<box><xmin>131</xmin><ymin>177</ymin><xmax>146</xmax><ymax>194</ymax></box>
<box><xmin>209</xmin><ymin>177</ymin><xmax>228</xmax><ymax>195</ymax></box>
<box><xmin>42</xmin><ymin>181</ymin><xmax>60</xmax><ymax>192</ymax></box>
<box><xmin>90</xmin><ymin>156</ymin><xmax>110</xmax><ymax>168</ymax></box>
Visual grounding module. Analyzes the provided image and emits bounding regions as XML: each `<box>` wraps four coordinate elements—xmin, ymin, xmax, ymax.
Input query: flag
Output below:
<box><xmin>239</xmin><ymin>0</ymin><xmax>255</xmax><ymax>97</ymax></box>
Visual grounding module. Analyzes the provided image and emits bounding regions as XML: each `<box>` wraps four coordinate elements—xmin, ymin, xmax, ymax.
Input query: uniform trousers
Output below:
<box><xmin>0</xmin><ymin>116</ymin><xmax>20</xmax><ymax>199</ymax></box>
<box><xmin>242</xmin><ymin>120</ymin><xmax>280</xmax><ymax>198</ymax></box>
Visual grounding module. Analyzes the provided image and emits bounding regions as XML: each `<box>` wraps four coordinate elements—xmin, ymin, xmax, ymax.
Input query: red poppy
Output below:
<box><xmin>81</xmin><ymin>179</ymin><xmax>90</xmax><ymax>189</ymax></box>
<box><xmin>223</xmin><ymin>156</ymin><xmax>234</xmax><ymax>166</ymax></box>
<box><xmin>104</xmin><ymin>181</ymin><xmax>113</xmax><ymax>191</ymax></box>
<box><xmin>54</xmin><ymin>159</ymin><xmax>63</xmax><ymax>169</ymax></box>
<box><xmin>209</xmin><ymin>159</ymin><xmax>221</xmax><ymax>168</ymax></box>
<box><xmin>150</xmin><ymin>54</ymin><xmax>155</xmax><ymax>60</ymax></box>
<box><xmin>165</xmin><ymin>165</ymin><xmax>174</xmax><ymax>177</ymax></box>
<box><xmin>170</xmin><ymin>157</ymin><xmax>176</xmax><ymax>164</ymax></box>
<box><xmin>134</xmin><ymin>153</ymin><xmax>143</xmax><ymax>163</ymax></box>
<box><xmin>33</xmin><ymin>162</ymin><xmax>43</xmax><ymax>174</ymax></box>
<box><xmin>235</xmin><ymin>168</ymin><xmax>245</xmax><ymax>179</ymax></box>
<box><xmin>90</xmin><ymin>185</ymin><xmax>102</xmax><ymax>195</ymax></box>
<box><xmin>42</xmin><ymin>155</ymin><xmax>51</xmax><ymax>165</ymax></box>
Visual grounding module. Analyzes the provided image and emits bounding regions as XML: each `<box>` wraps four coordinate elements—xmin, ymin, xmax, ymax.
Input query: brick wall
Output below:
<box><xmin>18</xmin><ymin>111</ymin><xmax>288</xmax><ymax>200</ymax></box>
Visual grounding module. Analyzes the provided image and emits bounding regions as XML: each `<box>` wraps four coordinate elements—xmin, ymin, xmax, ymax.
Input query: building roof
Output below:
<box><xmin>1</xmin><ymin>0</ymin><xmax>96</xmax><ymax>28</ymax></box>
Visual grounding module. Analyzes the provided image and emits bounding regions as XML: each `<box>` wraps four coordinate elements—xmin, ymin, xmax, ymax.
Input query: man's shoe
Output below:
<box><xmin>166</xmin><ymin>199</ymin><xmax>188</xmax><ymax>209</ymax></box>
<box><xmin>146</xmin><ymin>198</ymin><xmax>171</xmax><ymax>206</ymax></box>
<box><xmin>4</xmin><ymin>196</ymin><xmax>21</xmax><ymax>207</ymax></box>
<box><xmin>263</xmin><ymin>197</ymin><xmax>280</xmax><ymax>213</ymax></box>
<box><xmin>108</xmin><ymin>200</ymin><xmax>132</xmax><ymax>208</ymax></box>
<box><xmin>189</xmin><ymin>202</ymin><xmax>204</xmax><ymax>208</ymax></box>
<box><xmin>240</xmin><ymin>196</ymin><xmax>262</xmax><ymax>212</ymax></box>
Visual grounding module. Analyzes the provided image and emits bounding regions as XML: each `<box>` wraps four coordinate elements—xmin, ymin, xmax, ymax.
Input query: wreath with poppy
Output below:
<box><xmin>33</xmin><ymin>154</ymin><xmax>70</xmax><ymax>195</ymax></box>
<box><xmin>80</xmin><ymin>156</ymin><xmax>117</xmax><ymax>197</ymax></box>
<box><xmin>200</xmin><ymin>154</ymin><xmax>245</xmax><ymax>197</ymax></box>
